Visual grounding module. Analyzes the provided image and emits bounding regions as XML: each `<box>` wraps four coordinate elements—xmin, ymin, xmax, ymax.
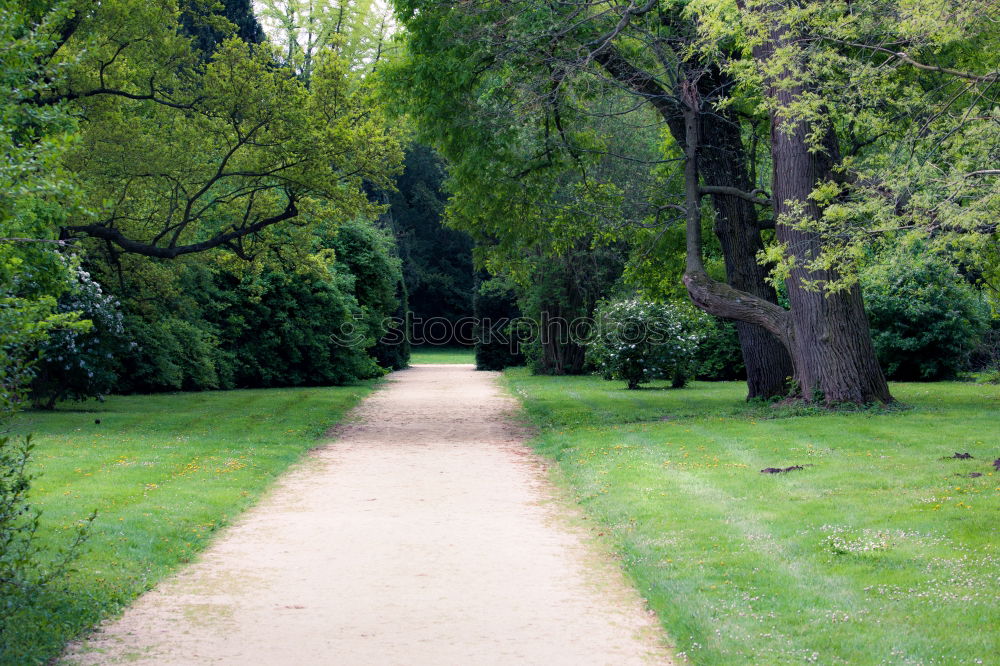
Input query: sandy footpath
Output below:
<box><xmin>63</xmin><ymin>364</ymin><xmax>673</xmax><ymax>665</ymax></box>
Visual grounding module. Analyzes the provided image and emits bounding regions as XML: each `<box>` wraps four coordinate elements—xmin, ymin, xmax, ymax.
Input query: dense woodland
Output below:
<box><xmin>0</xmin><ymin>0</ymin><xmax>997</xmax><ymax>408</ymax></box>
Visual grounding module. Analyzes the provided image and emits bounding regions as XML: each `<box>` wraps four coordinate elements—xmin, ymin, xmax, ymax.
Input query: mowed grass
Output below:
<box><xmin>503</xmin><ymin>368</ymin><xmax>1000</xmax><ymax>665</ymax></box>
<box><xmin>409</xmin><ymin>346</ymin><xmax>475</xmax><ymax>364</ymax></box>
<box><xmin>3</xmin><ymin>384</ymin><xmax>374</xmax><ymax>665</ymax></box>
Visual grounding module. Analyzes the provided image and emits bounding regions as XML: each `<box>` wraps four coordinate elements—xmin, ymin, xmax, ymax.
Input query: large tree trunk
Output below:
<box><xmin>767</xmin><ymin>111</ymin><xmax>891</xmax><ymax>404</ymax></box>
<box><xmin>592</xmin><ymin>46</ymin><xmax>793</xmax><ymax>399</ymax></box>
<box><xmin>680</xmin><ymin>19</ymin><xmax>892</xmax><ymax>405</ymax></box>
<box><xmin>694</xmin><ymin>74</ymin><xmax>794</xmax><ymax>399</ymax></box>
<box><xmin>664</xmin><ymin>78</ymin><xmax>793</xmax><ymax>399</ymax></box>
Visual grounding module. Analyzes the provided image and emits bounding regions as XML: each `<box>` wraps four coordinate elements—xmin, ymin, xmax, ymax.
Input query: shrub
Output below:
<box><xmin>117</xmin><ymin>315</ymin><xmax>225</xmax><ymax>393</ymax></box>
<box><xmin>0</xmin><ymin>436</ymin><xmax>93</xmax><ymax>617</ymax></box>
<box><xmin>693</xmin><ymin>317</ymin><xmax>745</xmax><ymax>381</ymax></box>
<box><xmin>861</xmin><ymin>245</ymin><xmax>991</xmax><ymax>380</ymax></box>
<box><xmin>327</xmin><ymin>219</ymin><xmax>409</xmax><ymax>371</ymax></box>
<box><xmin>586</xmin><ymin>298</ymin><xmax>708</xmax><ymax>390</ymax></box>
<box><xmin>30</xmin><ymin>267</ymin><xmax>130</xmax><ymax>408</ymax></box>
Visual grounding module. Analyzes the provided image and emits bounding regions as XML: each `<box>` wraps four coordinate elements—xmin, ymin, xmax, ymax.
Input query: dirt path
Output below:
<box><xmin>64</xmin><ymin>365</ymin><xmax>674</xmax><ymax>665</ymax></box>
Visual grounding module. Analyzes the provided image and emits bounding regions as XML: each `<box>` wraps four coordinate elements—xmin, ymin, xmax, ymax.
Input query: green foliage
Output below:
<box><xmin>257</xmin><ymin>0</ymin><xmax>394</xmax><ymax>80</ymax></box>
<box><xmin>693</xmin><ymin>317</ymin><xmax>746</xmax><ymax>381</ymax></box>
<box><xmin>0</xmin><ymin>435</ymin><xmax>93</xmax><ymax>656</ymax></box>
<box><xmin>30</xmin><ymin>266</ymin><xmax>129</xmax><ymax>408</ymax></box>
<box><xmin>370</xmin><ymin>274</ymin><xmax>410</xmax><ymax>371</ymax></box>
<box><xmin>109</xmin><ymin>241</ymin><xmax>401</xmax><ymax>392</ymax></box>
<box><xmin>120</xmin><ymin>314</ymin><xmax>223</xmax><ymax>392</ymax></box>
<box><xmin>516</xmin><ymin>244</ymin><xmax>625</xmax><ymax>376</ymax></box>
<box><xmin>328</xmin><ymin>218</ymin><xmax>405</xmax><ymax>365</ymax></box>
<box><xmin>0</xmin><ymin>0</ymin><xmax>88</xmax><ymax>408</ymax></box>
<box><xmin>181</xmin><ymin>0</ymin><xmax>265</xmax><ymax>56</ymax></box>
<box><xmin>690</xmin><ymin>0</ymin><xmax>1000</xmax><ymax>294</ymax></box>
<box><xmin>45</xmin><ymin>1</ymin><xmax>401</xmax><ymax>259</ymax></box>
<box><xmin>215</xmin><ymin>264</ymin><xmax>383</xmax><ymax>388</ymax></box>
<box><xmin>586</xmin><ymin>298</ymin><xmax>709</xmax><ymax>390</ymax></box>
<box><xmin>861</xmin><ymin>242</ymin><xmax>991</xmax><ymax>380</ymax></box>
<box><xmin>387</xmin><ymin>143</ymin><xmax>474</xmax><ymax>332</ymax></box>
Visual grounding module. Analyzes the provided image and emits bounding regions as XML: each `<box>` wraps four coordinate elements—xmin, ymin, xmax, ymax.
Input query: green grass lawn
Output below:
<box><xmin>409</xmin><ymin>346</ymin><xmax>475</xmax><ymax>364</ymax></box>
<box><xmin>2</xmin><ymin>384</ymin><xmax>374</xmax><ymax>665</ymax></box>
<box><xmin>503</xmin><ymin>369</ymin><xmax>1000</xmax><ymax>665</ymax></box>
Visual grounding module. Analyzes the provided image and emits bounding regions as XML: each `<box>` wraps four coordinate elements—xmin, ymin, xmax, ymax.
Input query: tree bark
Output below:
<box><xmin>693</xmin><ymin>71</ymin><xmax>794</xmax><ymax>399</ymax></box>
<box><xmin>591</xmin><ymin>45</ymin><xmax>793</xmax><ymax>399</ymax></box>
<box><xmin>767</xmin><ymin>113</ymin><xmax>892</xmax><ymax>404</ymax></box>
<box><xmin>680</xmin><ymin>69</ymin><xmax>891</xmax><ymax>405</ymax></box>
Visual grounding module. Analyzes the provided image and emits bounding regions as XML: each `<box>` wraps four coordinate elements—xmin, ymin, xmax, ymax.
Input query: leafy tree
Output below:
<box><xmin>257</xmin><ymin>0</ymin><xmax>394</xmax><ymax>80</ymax></box>
<box><xmin>516</xmin><ymin>243</ymin><xmax>625</xmax><ymax>375</ymax></box>
<box><xmin>0</xmin><ymin>0</ymin><xmax>96</xmax><ymax>614</ymax></box>
<box><xmin>61</xmin><ymin>39</ymin><xmax>399</xmax><ymax>259</ymax></box>
<box><xmin>1</xmin><ymin>0</ymin><xmax>85</xmax><ymax>382</ymax></box>
<box><xmin>681</xmin><ymin>0</ymin><xmax>997</xmax><ymax>404</ymax></box>
<box><xmin>15</xmin><ymin>0</ymin><xmax>401</xmax><ymax>259</ymax></box>
<box><xmin>90</xmin><ymin>213</ymin><xmax>405</xmax><ymax>393</ymax></box>
<box><xmin>390</xmin><ymin>0</ymin><xmax>998</xmax><ymax>405</ymax></box>
<box><xmin>213</xmin><ymin>263</ymin><xmax>385</xmax><ymax>387</ymax></box>
<box><xmin>181</xmin><ymin>0</ymin><xmax>266</xmax><ymax>55</ymax></box>
<box><xmin>327</xmin><ymin>217</ymin><xmax>408</xmax><ymax>369</ymax></box>
<box><xmin>473</xmin><ymin>276</ymin><xmax>524</xmax><ymax>371</ymax></box>
<box><xmin>385</xmin><ymin>0</ymin><xmax>794</xmax><ymax>399</ymax></box>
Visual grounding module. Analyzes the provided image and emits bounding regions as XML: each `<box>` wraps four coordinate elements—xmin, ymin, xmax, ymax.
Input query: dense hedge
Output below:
<box><xmin>861</xmin><ymin>245</ymin><xmax>991</xmax><ymax>380</ymax></box>
<box><xmin>30</xmin><ymin>218</ymin><xmax>408</xmax><ymax>404</ymax></box>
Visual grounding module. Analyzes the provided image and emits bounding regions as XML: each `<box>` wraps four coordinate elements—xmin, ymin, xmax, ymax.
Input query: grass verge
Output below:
<box><xmin>502</xmin><ymin>368</ymin><xmax>1000</xmax><ymax>664</ymax></box>
<box><xmin>3</xmin><ymin>384</ymin><xmax>374</xmax><ymax>665</ymax></box>
<box><xmin>409</xmin><ymin>346</ymin><xmax>475</xmax><ymax>364</ymax></box>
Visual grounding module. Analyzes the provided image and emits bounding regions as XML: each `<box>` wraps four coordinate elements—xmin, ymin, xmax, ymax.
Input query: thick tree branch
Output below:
<box><xmin>588</xmin><ymin>42</ymin><xmax>681</xmax><ymax>120</ymax></box>
<box><xmin>699</xmin><ymin>185</ymin><xmax>771</xmax><ymax>206</ymax></box>
<box><xmin>63</xmin><ymin>196</ymin><xmax>299</xmax><ymax>258</ymax></box>
<box><xmin>31</xmin><ymin>87</ymin><xmax>199</xmax><ymax>110</ymax></box>
<box><xmin>680</xmin><ymin>79</ymin><xmax>792</xmax><ymax>343</ymax></box>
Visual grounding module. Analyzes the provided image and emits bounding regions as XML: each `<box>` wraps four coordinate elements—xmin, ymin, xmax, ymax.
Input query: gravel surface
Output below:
<box><xmin>63</xmin><ymin>364</ymin><xmax>674</xmax><ymax>665</ymax></box>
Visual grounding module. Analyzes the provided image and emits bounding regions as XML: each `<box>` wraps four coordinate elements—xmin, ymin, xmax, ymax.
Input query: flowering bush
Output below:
<box><xmin>30</xmin><ymin>265</ymin><xmax>130</xmax><ymax>408</ymax></box>
<box><xmin>586</xmin><ymin>298</ymin><xmax>709</xmax><ymax>390</ymax></box>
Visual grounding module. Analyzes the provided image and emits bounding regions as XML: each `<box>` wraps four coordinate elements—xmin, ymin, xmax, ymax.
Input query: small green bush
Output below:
<box><xmin>0</xmin><ymin>436</ymin><xmax>93</xmax><ymax>615</ymax></box>
<box><xmin>693</xmin><ymin>316</ymin><xmax>745</xmax><ymax>381</ymax></box>
<box><xmin>862</xmin><ymin>245</ymin><xmax>991</xmax><ymax>380</ymax></box>
<box><xmin>586</xmin><ymin>298</ymin><xmax>708</xmax><ymax>389</ymax></box>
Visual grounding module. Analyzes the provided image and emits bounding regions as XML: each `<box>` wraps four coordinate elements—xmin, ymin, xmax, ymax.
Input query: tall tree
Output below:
<box><xmin>181</xmin><ymin>0</ymin><xmax>266</xmax><ymax>55</ymax></box>
<box><xmin>383</xmin><ymin>143</ymin><xmax>475</xmax><ymax>334</ymax></box>
<box><xmin>23</xmin><ymin>0</ymin><xmax>401</xmax><ymax>259</ymax></box>
<box><xmin>390</xmin><ymin>0</ymin><xmax>996</xmax><ymax>404</ymax></box>
<box><xmin>387</xmin><ymin>0</ymin><xmax>794</xmax><ymax>398</ymax></box>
